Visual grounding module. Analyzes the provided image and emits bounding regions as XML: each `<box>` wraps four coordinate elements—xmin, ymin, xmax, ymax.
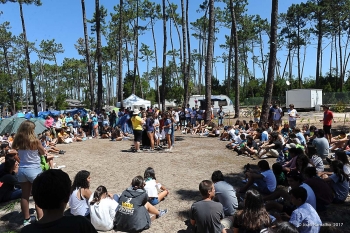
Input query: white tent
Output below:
<box><xmin>123</xmin><ymin>94</ymin><xmax>151</xmax><ymax>110</ymax></box>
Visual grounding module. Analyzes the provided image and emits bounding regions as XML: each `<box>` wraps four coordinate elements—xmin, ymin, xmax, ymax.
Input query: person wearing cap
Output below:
<box><xmin>131</xmin><ymin>109</ymin><xmax>145</xmax><ymax>152</ymax></box>
<box><xmin>319</xmin><ymin>105</ymin><xmax>335</xmax><ymax>143</ymax></box>
<box><xmin>287</xmin><ymin>104</ymin><xmax>299</xmax><ymax>129</ymax></box>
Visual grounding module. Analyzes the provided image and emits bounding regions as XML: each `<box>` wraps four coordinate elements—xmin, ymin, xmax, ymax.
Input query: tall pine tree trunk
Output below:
<box><xmin>260</xmin><ymin>0</ymin><xmax>278</xmax><ymax>124</ymax></box>
<box><xmin>161</xmin><ymin>0</ymin><xmax>167</xmax><ymax>112</ymax></box>
<box><xmin>231</xmin><ymin>1</ymin><xmax>240</xmax><ymax>118</ymax></box>
<box><xmin>181</xmin><ymin>0</ymin><xmax>189</xmax><ymax>106</ymax></box>
<box><xmin>96</xmin><ymin>0</ymin><xmax>103</xmax><ymax>110</ymax></box>
<box><xmin>19</xmin><ymin>2</ymin><xmax>38</xmax><ymax>116</ymax></box>
<box><xmin>186</xmin><ymin>0</ymin><xmax>191</xmax><ymax>104</ymax></box>
<box><xmin>118</xmin><ymin>0</ymin><xmax>124</xmax><ymax>107</ymax></box>
<box><xmin>151</xmin><ymin>18</ymin><xmax>161</xmax><ymax>108</ymax></box>
<box><xmin>81</xmin><ymin>0</ymin><xmax>94</xmax><ymax>109</ymax></box>
<box><xmin>205</xmin><ymin>0</ymin><xmax>214</xmax><ymax>123</ymax></box>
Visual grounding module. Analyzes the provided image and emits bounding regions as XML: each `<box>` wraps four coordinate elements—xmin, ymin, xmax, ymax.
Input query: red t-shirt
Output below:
<box><xmin>323</xmin><ymin>110</ymin><xmax>333</xmax><ymax>126</ymax></box>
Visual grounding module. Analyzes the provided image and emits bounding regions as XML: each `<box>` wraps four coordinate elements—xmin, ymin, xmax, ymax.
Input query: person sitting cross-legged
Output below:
<box><xmin>21</xmin><ymin>169</ymin><xmax>97</xmax><ymax>233</ymax></box>
<box><xmin>239</xmin><ymin>160</ymin><xmax>277</xmax><ymax>195</ymax></box>
<box><xmin>190</xmin><ymin>180</ymin><xmax>227</xmax><ymax>233</ymax></box>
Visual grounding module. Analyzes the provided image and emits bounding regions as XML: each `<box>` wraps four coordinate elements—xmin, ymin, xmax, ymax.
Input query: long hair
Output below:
<box><xmin>144</xmin><ymin>167</ymin><xmax>156</xmax><ymax>181</ymax></box>
<box><xmin>131</xmin><ymin>176</ymin><xmax>145</xmax><ymax>190</ymax></box>
<box><xmin>236</xmin><ymin>190</ymin><xmax>270</xmax><ymax>230</ymax></box>
<box><xmin>335</xmin><ymin>150</ymin><xmax>350</xmax><ymax>165</ymax></box>
<box><xmin>90</xmin><ymin>185</ymin><xmax>108</xmax><ymax>205</ymax></box>
<box><xmin>71</xmin><ymin>170</ymin><xmax>90</xmax><ymax>193</ymax></box>
<box><xmin>331</xmin><ymin>160</ymin><xmax>349</xmax><ymax>182</ymax></box>
<box><xmin>12</xmin><ymin>121</ymin><xmax>38</xmax><ymax>150</ymax></box>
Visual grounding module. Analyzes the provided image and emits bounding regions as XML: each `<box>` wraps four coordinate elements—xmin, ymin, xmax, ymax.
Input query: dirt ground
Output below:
<box><xmin>1</xmin><ymin>112</ymin><xmax>350</xmax><ymax>233</ymax></box>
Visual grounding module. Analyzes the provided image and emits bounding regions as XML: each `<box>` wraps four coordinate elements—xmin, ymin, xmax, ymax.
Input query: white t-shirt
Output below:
<box><xmin>300</xmin><ymin>183</ymin><xmax>316</xmax><ymax>210</ymax></box>
<box><xmin>174</xmin><ymin>111</ymin><xmax>179</xmax><ymax>122</ymax></box>
<box><xmin>144</xmin><ymin>179</ymin><xmax>161</xmax><ymax>197</ymax></box>
<box><xmin>228</xmin><ymin>129</ymin><xmax>236</xmax><ymax>139</ymax></box>
<box><xmin>185</xmin><ymin>108</ymin><xmax>192</xmax><ymax>117</ymax></box>
<box><xmin>232</xmin><ymin>134</ymin><xmax>242</xmax><ymax>144</ymax></box>
<box><xmin>89</xmin><ymin>196</ymin><xmax>119</xmax><ymax>231</ymax></box>
<box><xmin>288</xmin><ymin>109</ymin><xmax>298</xmax><ymax>121</ymax></box>
<box><xmin>261</xmin><ymin>170</ymin><xmax>277</xmax><ymax>192</ymax></box>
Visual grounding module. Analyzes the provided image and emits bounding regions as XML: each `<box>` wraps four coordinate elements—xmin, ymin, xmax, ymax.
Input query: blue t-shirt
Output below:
<box><xmin>66</xmin><ymin>117</ymin><xmax>73</xmax><ymax>126</ymax></box>
<box><xmin>145</xmin><ymin>118</ymin><xmax>154</xmax><ymax>132</ymax></box>
<box><xmin>261</xmin><ymin>131</ymin><xmax>268</xmax><ymax>142</ymax></box>
<box><xmin>296</xmin><ymin>132</ymin><xmax>306</xmax><ymax>145</ymax></box>
<box><xmin>164</xmin><ymin>119</ymin><xmax>171</xmax><ymax>133</ymax></box>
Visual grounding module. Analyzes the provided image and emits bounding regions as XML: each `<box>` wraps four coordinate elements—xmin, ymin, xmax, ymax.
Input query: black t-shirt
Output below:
<box><xmin>21</xmin><ymin>216</ymin><xmax>97</xmax><ymax>233</ymax></box>
<box><xmin>273</xmin><ymin>140</ymin><xmax>283</xmax><ymax>153</ymax></box>
<box><xmin>247</xmin><ymin>140</ymin><xmax>258</xmax><ymax>150</ymax></box>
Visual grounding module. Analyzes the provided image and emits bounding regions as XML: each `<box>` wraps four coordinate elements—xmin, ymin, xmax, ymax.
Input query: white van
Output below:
<box><xmin>188</xmin><ymin>95</ymin><xmax>234</xmax><ymax>114</ymax></box>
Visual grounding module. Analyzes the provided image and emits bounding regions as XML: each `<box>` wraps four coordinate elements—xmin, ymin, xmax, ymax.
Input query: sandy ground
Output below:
<box><xmin>1</xmin><ymin>112</ymin><xmax>350</xmax><ymax>232</ymax></box>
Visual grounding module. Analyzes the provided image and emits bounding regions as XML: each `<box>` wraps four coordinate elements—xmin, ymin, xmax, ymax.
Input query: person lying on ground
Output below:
<box><xmin>114</xmin><ymin>176</ymin><xmax>167</xmax><ymax>232</ymax></box>
<box><xmin>21</xmin><ymin>169</ymin><xmax>97</xmax><ymax>233</ymax></box>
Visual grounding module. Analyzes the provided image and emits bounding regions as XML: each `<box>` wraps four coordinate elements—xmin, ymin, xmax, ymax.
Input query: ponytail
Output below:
<box><xmin>90</xmin><ymin>185</ymin><xmax>108</xmax><ymax>205</ymax></box>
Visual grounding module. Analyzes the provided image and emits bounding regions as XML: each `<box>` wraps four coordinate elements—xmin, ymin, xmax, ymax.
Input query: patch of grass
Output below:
<box><xmin>0</xmin><ymin>199</ymin><xmax>20</xmax><ymax>213</ymax></box>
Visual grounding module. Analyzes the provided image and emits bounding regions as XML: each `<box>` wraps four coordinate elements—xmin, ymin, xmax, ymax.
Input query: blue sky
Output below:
<box><xmin>1</xmin><ymin>0</ymin><xmax>320</xmax><ymax>90</ymax></box>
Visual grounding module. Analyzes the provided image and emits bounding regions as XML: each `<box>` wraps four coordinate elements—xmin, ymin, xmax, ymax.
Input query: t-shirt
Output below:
<box><xmin>323</xmin><ymin>110</ymin><xmax>333</xmax><ymax>126</ymax></box>
<box><xmin>261</xmin><ymin>170</ymin><xmax>277</xmax><ymax>192</ymax></box>
<box><xmin>304</xmin><ymin>177</ymin><xmax>333</xmax><ymax>205</ymax></box>
<box><xmin>253</xmin><ymin>108</ymin><xmax>261</xmax><ymax>118</ymax></box>
<box><xmin>289</xmin><ymin>203</ymin><xmax>322</xmax><ymax>233</ymax></box>
<box><xmin>21</xmin><ymin>216</ymin><xmax>97</xmax><ymax>233</ymax></box>
<box><xmin>273</xmin><ymin>107</ymin><xmax>282</xmax><ymax>121</ymax></box>
<box><xmin>89</xmin><ymin>196</ymin><xmax>119</xmax><ymax>231</ymax></box>
<box><xmin>309</xmin><ymin>155</ymin><xmax>324</xmax><ymax>172</ymax></box>
<box><xmin>65</xmin><ymin>117</ymin><xmax>73</xmax><ymax>126</ymax></box>
<box><xmin>217</xmin><ymin>109</ymin><xmax>224</xmax><ymax>119</ymax></box>
<box><xmin>261</xmin><ymin>131</ymin><xmax>268</xmax><ymax>142</ymax></box>
<box><xmin>273</xmin><ymin>140</ymin><xmax>283</xmax><ymax>153</ymax></box>
<box><xmin>214</xmin><ymin>181</ymin><xmax>238</xmax><ymax>216</ymax></box>
<box><xmin>247</xmin><ymin>140</ymin><xmax>258</xmax><ymax>150</ymax></box>
<box><xmin>296</xmin><ymin>132</ymin><xmax>306</xmax><ymax>145</ymax></box>
<box><xmin>300</xmin><ymin>183</ymin><xmax>316</xmax><ymax>210</ymax></box>
<box><xmin>329</xmin><ymin>174</ymin><xmax>349</xmax><ymax>201</ymax></box>
<box><xmin>185</xmin><ymin>108</ymin><xmax>192</xmax><ymax>117</ymax></box>
<box><xmin>312</xmin><ymin>137</ymin><xmax>329</xmax><ymax>159</ymax></box>
<box><xmin>131</xmin><ymin>116</ymin><xmax>143</xmax><ymax>131</ymax></box>
<box><xmin>0</xmin><ymin>173</ymin><xmax>18</xmax><ymax>202</ymax></box>
<box><xmin>190</xmin><ymin>200</ymin><xmax>225</xmax><ymax>233</ymax></box>
<box><xmin>288</xmin><ymin>109</ymin><xmax>298</xmax><ymax>121</ymax></box>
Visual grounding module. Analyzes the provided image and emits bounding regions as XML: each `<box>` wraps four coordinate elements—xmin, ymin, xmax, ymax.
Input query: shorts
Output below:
<box><xmin>289</xmin><ymin>121</ymin><xmax>296</xmax><ymax>129</ymax></box>
<box><xmin>254</xmin><ymin>178</ymin><xmax>273</xmax><ymax>194</ymax></box>
<box><xmin>269</xmin><ymin>149</ymin><xmax>279</xmax><ymax>158</ymax></box>
<box><xmin>148</xmin><ymin>197</ymin><xmax>159</xmax><ymax>205</ymax></box>
<box><xmin>155</xmin><ymin>132</ymin><xmax>162</xmax><ymax>140</ymax></box>
<box><xmin>323</xmin><ymin>125</ymin><xmax>331</xmax><ymax>135</ymax></box>
<box><xmin>18</xmin><ymin>166</ymin><xmax>42</xmax><ymax>183</ymax></box>
<box><xmin>133</xmin><ymin>130</ymin><xmax>142</xmax><ymax>142</ymax></box>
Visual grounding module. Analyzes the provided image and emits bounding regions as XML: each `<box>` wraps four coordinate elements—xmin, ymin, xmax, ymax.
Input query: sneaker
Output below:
<box><xmin>169</xmin><ymin>146</ymin><xmax>173</xmax><ymax>151</ymax></box>
<box><xmin>23</xmin><ymin>216</ymin><xmax>36</xmax><ymax>226</ymax></box>
<box><xmin>136</xmin><ymin>150</ymin><xmax>143</xmax><ymax>153</ymax></box>
<box><xmin>54</xmin><ymin>165</ymin><xmax>66</xmax><ymax>169</ymax></box>
<box><xmin>59</xmin><ymin>151</ymin><xmax>64</xmax><ymax>154</ymax></box>
<box><xmin>260</xmin><ymin>155</ymin><xmax>268</xmax><ymax>159</ymax></box>
<box><xmin>53</xmin><ymin>155</ymin><xmax>60</xmax><ymax>158</ymax></box>
<box><xmin>157</xmin><ymin>209</ymin><xmax>168</xmax><ymax>218</ymax></box>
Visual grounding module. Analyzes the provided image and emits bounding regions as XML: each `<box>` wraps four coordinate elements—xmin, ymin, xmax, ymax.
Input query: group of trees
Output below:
<box><xmin>1</xmin><ymin>0</ymin><xmax>350</xmax><ymax>120</ymax></box>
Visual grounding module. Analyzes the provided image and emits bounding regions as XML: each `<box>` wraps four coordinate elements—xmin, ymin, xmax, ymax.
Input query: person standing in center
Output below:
<box><xmin>131</xmin><ymin>109</ymin><xmax>145</xmax><ymax>153</ymax></box>
<box><xmin>288</xmin><ymin>104</ymin><xmax>299</xmax><ymax>129</ymax></box>
<box><xmin>319</xmin><ymin>105</ymin><xmax>335</xmax><ymax>143</ymax></box>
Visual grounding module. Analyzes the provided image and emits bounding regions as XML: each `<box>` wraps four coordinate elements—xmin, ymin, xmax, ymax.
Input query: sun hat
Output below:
<box><xmin>133</xmin><ymin>109</ymin><xmax>141</xmax><ymax>115</ymax></box>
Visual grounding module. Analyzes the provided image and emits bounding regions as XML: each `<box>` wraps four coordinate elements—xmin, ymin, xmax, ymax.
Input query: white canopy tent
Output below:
<box><xmin>123</xmin><ymin>94</ymin><xmax>151</xmax><ymax>110</ymax></box>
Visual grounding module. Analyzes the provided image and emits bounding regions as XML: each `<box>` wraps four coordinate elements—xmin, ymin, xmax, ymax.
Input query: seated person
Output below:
<box><xmin>143</xmin><ymin>167</ymin><xmax>169</xmax><ymax>205</ymax></box>
<box><xmin>265</xmin><ymin>170</ymin><xmax>316</xmax><ymax>213</ymax></box>
<box><xmin>306</xmin><ymin>125</ymin><xmax>317</xmax><ymax>143</ymax></box>
<box><xmin>0</xmin><ymin>142</ymin><xmax>10</xmax><ymax>163</ymax></box>
<box><xmin>69</xmin><ymin>170</ymin><xmax>92</xmax><ymax>217</ymax></box>
<box><xmin>283</xmin><ymin>148</ymin><xmax>303</xmax><ymax>172</ymax></box>
<box><xmin>110</xmin><ymin>127</ymin><xmax>123</xmax><ymax>141</ymax></box>
<box><xmin>241</xmin><ymin>135</ymin><xmax>258</xmax><ymax>157</ymax></box>
<box><xmin>0</xmin><ymin>157</ymin><xmax>22</xmax><ymax>203</ymax></box>
<box><xmin>329</xmin><ymin>131</ymin><xmax>348</xmax><ymax>151</ymax></box>
<box><xmin>211</xmin><ymin>170</ymin><xmax>238</xmax><ymax>217</ymax></box>
<box><xmin>100</xmin><ymin>124</ymin><xmax>111</xmax><ymax>139</ymax></box>
<box><xmin>89</xmin><ymin>185</ymin><xmax>119</xmax><ymax>231</ymax></box>
<box><xmin>40</xmin><ymin>135</ymin><xmax>64</xmax><ymax>155</ymax></box>
<box><xmin>258</xmin><ymin>132</ymin><xmax>283</xmax><ymax>159</ymax></box>
<box><xmin>114</xmin><ymin>176</ymin><xmax>167</xmax><ymax>232</ymax></box>
<box><xmin>231</xmin><ymin>134</ymin><xmax>246</xmax><ymax>151</ymax></box>
<box><xmin>287</xmin><ymin>187</ymin><xmax>322</xmax><ymax>233</ymax></box>
<box><xmin>190</xmin><ymin>180</ymin><xmax>227</xmax><ymax>233</ymax></box>
<box><xmin>21</xmin><ymin>169</ymin><xmax>97</xmax><ymax>233</ymax></box>
<box><xmin>76</xmin><ymin>128</ymin><xmax>87</xmax><ymax>141</ymax></box>
<box><xmin>234</xmin><ymin>190</ymin><xmax>271</xmax><ymax>233</ymax></box>
<box><xmin>208</xmin><ymin>126</ymin><xmax>220</xmax><ymax>137</ymax></box>
<box><xmin>44</xmin><ymin>131</ymin><xmax>57</xmax><ymax>146</ymax></box>
<box><xmin>57</xmin><ymin>128</ymin><xmax>73</xmax><ymax>144</ymax></box>
<box><xmin>307</xmin><ymin>146</ymin><xmax>324</xmax><ymax>172</ymax></box>
<box><xmin>303</xmin><ymin>167</ymin><xmax>333</xmax><ymax>212</ymax></box>
<box><xmin>321</xmin><ymin>160</ymin><xmax>349</xmax><ymax>204</ymax></box>
<box><xmin>272</xmin><ymin>163</ymin><xmax>286</xmax><ymax>186</ymax></box>
<box><xmin>294</xmin><ymin>127</ymin><xmax>306</xmax><ymax>146</ymax></box>
<box><xmin>281</xmin><ymin>123</ymin><xmax>292</xmax><ymax>138</ymax></box>
<box><xmin>239</xmin><ymin>160</ymin><xmax>277</xmax><ymax>194</ymax></box>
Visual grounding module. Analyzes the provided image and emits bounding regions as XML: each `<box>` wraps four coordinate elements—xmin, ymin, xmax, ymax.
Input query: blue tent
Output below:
<box><xmin>64</xmin><ymin>108</ymin><xmax>88</xmax><ymax>117</ymax></box>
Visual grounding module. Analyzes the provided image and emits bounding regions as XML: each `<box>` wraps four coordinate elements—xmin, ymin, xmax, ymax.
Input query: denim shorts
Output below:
<box><xmin>148</xmin><ymin>197</ymin><xmax>159</xmax><ymax>205</ymax></box>
<box><xmin>18</xmin><ymin>166</ymin><xmax>42</xmax><ymax>183</ymax></box>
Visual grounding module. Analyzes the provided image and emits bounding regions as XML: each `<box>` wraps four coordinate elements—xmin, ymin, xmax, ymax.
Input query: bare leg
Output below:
<box><xmin>147</xmin><ymin>132</ymin><xmax>155</xmax><ymax>149</ymax></box>
<box><xmin>158</xmin><ymin>190</ymin><xmax>169</xmax><ymax>202</ymax></box>
<box><xmin>145</xmin><ymin>202</ymin><xmax>160</xmax><ymax>215</ymax></box>
<box><xmin>20</xmin><ymin>182</ymin><xmax>31</xmax><ymax>219</ymax></box>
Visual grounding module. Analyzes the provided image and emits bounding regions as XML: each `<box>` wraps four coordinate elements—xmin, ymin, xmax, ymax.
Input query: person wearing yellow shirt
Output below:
<box><xmin>131</xmin><ymin>109</ymin><xmax>145</xmax><ymax>152</ymax></box>
<box><xmin>253</xmin><ymin>106</ymin><xmax>261</xmax><ymax>123</ymax></box>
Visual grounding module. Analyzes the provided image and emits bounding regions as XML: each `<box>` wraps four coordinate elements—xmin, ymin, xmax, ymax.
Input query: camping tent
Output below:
<box><xmin>123</xmin><ymin>94</ymin><xmax>151</xmax><ymax>110</ymax></box>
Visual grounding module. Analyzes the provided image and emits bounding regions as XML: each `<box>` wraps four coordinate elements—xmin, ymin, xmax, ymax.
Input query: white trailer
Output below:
<box><xmin>286</xmin><ymin>89</ymin><xmax>322</xmax><ymax>109</ymax></box>
<box><xmin>188</xmin><ymin>94</ymin><xmax>235</xmax><ymax>113</ymax></box>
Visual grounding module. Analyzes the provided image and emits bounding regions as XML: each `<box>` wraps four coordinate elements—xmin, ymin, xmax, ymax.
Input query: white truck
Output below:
<box><xmin>285</xmin><ymin>89</ymin><xmax>322</xmax><ymax>110</ymax></box>
<box><xmin>188</xmin><ymin>94</ymin><xmax>235</xmax><ymax>114</ymax></box>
